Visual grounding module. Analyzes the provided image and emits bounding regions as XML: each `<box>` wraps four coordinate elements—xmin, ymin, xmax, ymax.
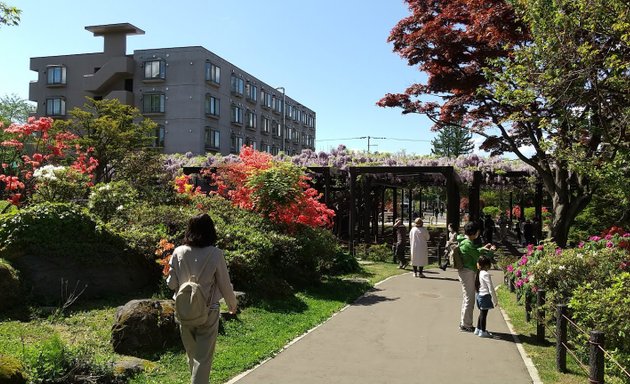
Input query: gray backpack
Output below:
<box><xmin>448</xmin><ymin>244</ymin><xmax>464</xmax><ymax>270</ymax></box>
<box><xmin>174</xmin><ymin>254</ymin><xmax>213</xmax><ymax>327</ymax></box>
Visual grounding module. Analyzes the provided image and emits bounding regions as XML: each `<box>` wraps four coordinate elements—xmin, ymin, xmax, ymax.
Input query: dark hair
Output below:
<box><xmin>184</xmin><ymin>214</ymin><xmax>217</xmax><ymax>247</ymax></box>
<box><xmin>463</xmin><ymin>221</ymin><xmax>480</xmax><ymax>236</ymax></box>
<box><xmin>475</xmin><ymin>255</ymin><xmax>493</xmax><ymax>292</ymax></box>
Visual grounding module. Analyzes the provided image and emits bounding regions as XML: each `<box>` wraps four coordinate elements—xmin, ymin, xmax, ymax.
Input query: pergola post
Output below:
<box><xmin>381</xmin><ymin>188</ymin><xmax>385</xmax><ymax>236</ymax></box>
<box><xmin>323</xmin><ymin>167</ymin><xmax>330</xmax><ymax>207</ymax></box>
<box><xmin>469</xmin><ymin>170</ymin><xmax>482</xmax><ymax>222</ymax></box>
<box><xmin>446</xmin><ymin>169</ymin><xmax>461</xmax><ymax>231</ymax></box>
<box><xmin>364</xmin><ymin>178</ymin><xmax>372</xmax><ymax>243</ymax></box>
<box><xmin>509</xmin><ymin>191</ymin><xmax>514</xmax><ymax>224</ymax></box>
<box><xmin>408</xmin><ymin>187</ymin><xmax>413</xmax><ymax>225</ymax></box>
<box><xmin>393</xmin><ymin>187</ymin><xmax>398</xmax><ymax>222</ymax></box>
<box><xmin>349</xmin><ymin>168</ymin><xmax>357</xmax><ymax>255</ymax></box>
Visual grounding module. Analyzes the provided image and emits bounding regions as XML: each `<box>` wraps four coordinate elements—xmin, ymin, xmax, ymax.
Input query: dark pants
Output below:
<box><xmin>395</xmin><ymin>243</ymin><xmax>406</xmax><ymax>265</ymax></box>
<box><xmin>477</xmin><ymin>309</ymin><xmax>489</xmax><ymax>331</ymax></box>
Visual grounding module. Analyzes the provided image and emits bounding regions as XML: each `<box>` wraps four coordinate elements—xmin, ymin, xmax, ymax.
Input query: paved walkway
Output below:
<box><xmin>229</xmin><ymin>268</ymin><xmax>533</xmax><ymax>384</ymax></box>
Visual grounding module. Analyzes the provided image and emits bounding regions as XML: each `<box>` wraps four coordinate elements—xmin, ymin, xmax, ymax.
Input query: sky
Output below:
<box><xmin>1</xmin><ymin>0</ymin><xmax>454</xmax><ymax>155</ymax></box>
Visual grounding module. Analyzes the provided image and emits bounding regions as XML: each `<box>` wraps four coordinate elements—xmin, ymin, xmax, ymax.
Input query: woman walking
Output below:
<box><xmin>167</xmin><ymin>213</ymin><xmax>238</xmax><ymax>384</ymax></box>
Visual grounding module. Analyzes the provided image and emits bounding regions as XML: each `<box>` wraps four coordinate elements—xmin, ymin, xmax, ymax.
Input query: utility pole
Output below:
<box><xmin>360</xmin><ymin>136</ymin><xmax>386</xmax><ymax>153</ymax></box>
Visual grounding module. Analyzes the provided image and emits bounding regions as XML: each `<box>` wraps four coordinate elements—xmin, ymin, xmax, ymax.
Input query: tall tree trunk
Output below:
<box><xmin>541</xmin><ymin>164</ymin><xmax>593</xmax><ymax>247</ymax></box>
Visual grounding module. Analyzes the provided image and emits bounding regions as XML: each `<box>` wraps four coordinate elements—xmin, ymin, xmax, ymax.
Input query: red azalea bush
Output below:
<box><xmin>0</xmin><ymin>117</ymin><xmax>97</xmax><ymax>207</ymax></box>
<box><xmin>202</xmin><ymin>146</ymin><xmax>335</xmax><ymax>229</ymax></box>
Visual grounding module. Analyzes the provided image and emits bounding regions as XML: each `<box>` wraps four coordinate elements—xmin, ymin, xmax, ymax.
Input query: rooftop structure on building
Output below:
<box><xmin>29</xmin><ymin>23</ymin><xmax>316</xmax><ymax>156</ymax></box>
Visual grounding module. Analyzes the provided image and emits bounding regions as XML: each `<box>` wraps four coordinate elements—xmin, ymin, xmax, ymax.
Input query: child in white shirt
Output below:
<box><xmin>474</xmin><ymin>255</ymin><xmax>498</xmax><ymax>337</ymax></box>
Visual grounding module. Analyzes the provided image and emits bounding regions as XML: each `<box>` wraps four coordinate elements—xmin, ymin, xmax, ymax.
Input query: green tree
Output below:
<box><xmin>430</xmin><ymin>123</ymin><xmax>474</xmax><ymax>157</ymax></box>
<box><xmin>54</xmin><ymin>98</ymin><xmax>157</xmax><ymax>183</ymax></box>
<box><xmin>378</xmin><ymin>0</ymin><xmax>630</xmax><ymax>246</ymax></box>
<box><xmin>0</xmin><ymin>94</ymin><xmax>35</xmax><ymax>126</ymax></box>
<box><xmin>0</xmin><ymin>2</ymin><xmax>20</xmax><ymax>27</ymax></box>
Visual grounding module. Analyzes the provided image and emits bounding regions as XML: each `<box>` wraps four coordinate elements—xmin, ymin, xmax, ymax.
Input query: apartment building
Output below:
<box><xmin>29</xmin><ymin>23</ymin><xmax>316</xmax><ymax>156</ymax></box>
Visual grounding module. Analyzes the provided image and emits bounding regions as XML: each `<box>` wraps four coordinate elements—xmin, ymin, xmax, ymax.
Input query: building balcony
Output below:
<box><xmin>83</xmin><ymin>56</ymin><xmax>134</xmax><ymax>93</ymax></box>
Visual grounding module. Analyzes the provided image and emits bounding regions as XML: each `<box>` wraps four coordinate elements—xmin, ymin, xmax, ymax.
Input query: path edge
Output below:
<box><xmin>224</xmin><ymin>272</ymin><xmax>408</xmax><ymax>384</ymax></box>
<box><xmin>495</xmin><ymin>284</ymin><xmax>543</xmax><ymax>384</ymax></box>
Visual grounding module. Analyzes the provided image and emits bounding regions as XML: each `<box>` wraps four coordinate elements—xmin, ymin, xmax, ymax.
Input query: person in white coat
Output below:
<box><xmin>409</xmin><ymin>218</ymin><xmax>431</xmax><ymax>277</ymax></box>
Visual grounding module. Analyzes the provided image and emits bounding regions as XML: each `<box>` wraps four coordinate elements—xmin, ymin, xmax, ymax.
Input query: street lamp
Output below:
<box><xmin>276</xmin><ymin>86</ymin><xmax>285</xmax><ymax>153</ymax></box>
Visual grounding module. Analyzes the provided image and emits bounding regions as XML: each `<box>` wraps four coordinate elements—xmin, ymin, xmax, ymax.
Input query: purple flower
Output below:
<box><xmin>605</xmin><ymin>234</ymin><xmax>613</xmax><ymax>240</ymax></box>
<box><xmin>506</xmin><ymin>265</ymin><xmax>514</xmax><ymax>272</ymax></box>
<box><xmin>555</xmin><ymin>248</ymin><xmax>562</xmax><ymax>256</ymax></box>
<box><xmin>527</xmin><ymin>244</ymin><xmax>534</xmax><ymax>253</ymax></box>
<box><xmin>516</xmin><ymin>279</ymin><xmax>524</xmax><ymax>288</ymax></box>
<box><xmin>516</xmin><ymin>270</ymin><xmax>522</xmax><ymax>277</ymax></box>
<box><xmin>589</xmin><ymin>235</ymin><xmax>602</xmax><ymax>242</ymax></box>
<box><xmin>606</xmin><ymin>241</ymin><xmax>614</xmax><ymax>248</ymax></box>
<box><xmin>623</xmin><ymin>233</ymin><xmax>630</xmax><ymax>238</ymax></box>
<box><xmin>578</xmin><ymin>241</ymin><xmax>585</xmax><ymax>248</ymax></box>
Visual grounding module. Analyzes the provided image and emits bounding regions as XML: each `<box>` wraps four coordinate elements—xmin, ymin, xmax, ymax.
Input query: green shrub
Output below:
<box><xmin>569</xmin><ymin>272</ymin><xmax>630</xmax><ymax>381</ymax></box>
<box><xmin>356</xmin><ymin>243</ymin><xmax>392</xmax><ymax>262</ymax></box>
<box><xmin>482</xmin><ymin>206</ymin><xmax>501</xmax><ymax>218</ymax></box>
<box><xmin>88</xmin><ymin>180</ymin><xmax>139</xmax><ymax>222</ymax></box>
<box><xmin>0</xmin><ymin>202</ymin><xmax>128</xmax><ymax>262</ymax></box>
<box><xmin>112</xmin><ymin>150</ymin><xmax>177</xmax><ymax>204</ymax></box>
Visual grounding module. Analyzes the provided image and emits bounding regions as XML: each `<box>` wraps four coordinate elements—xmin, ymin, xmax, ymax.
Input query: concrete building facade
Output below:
<box><xmin>29</xmin><ymin>23</ymin><xmax>316</xmax><ymax>156</ymax></box>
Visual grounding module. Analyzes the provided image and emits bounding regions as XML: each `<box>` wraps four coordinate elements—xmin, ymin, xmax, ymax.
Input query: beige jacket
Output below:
<box><xmin>167</xmin><ymin>245</ymin><xmax>238</xmax><ymax>312</ymax></box>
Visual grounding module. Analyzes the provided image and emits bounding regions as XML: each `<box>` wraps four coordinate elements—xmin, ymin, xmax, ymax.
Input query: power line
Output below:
<box><xmin>315</xmin><ymin>136</ymin><xmax>431</xmax><ymax>153</ymax></box>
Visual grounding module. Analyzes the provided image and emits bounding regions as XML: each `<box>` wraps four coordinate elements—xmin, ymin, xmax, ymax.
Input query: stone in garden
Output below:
<box><xmin>0</xmin><ymin>261</ymin><xmax>20</xmax><ymax>311</ymax></box>
<box><xmin>110</xmin><ymin>299</ymin><xmax>181</xmax><ymax>356</ymax></box>
<box><xmin>112</xmin><ymin>356</ymin><xmax>155</xmax><ymax>378</ymax></box>
<box><xmin>0</xmin><ymin>355</ymin><xmax>27</xmax><ymax>384</ymax></box>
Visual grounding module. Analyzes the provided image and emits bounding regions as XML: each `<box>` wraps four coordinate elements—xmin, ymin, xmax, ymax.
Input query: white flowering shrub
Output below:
<box><xmin>87</xmin><ymin>181</ymin><xmax>138</xmax><ymax>223</ymax></box>
<box><xmin>31</xmin><ymin>166</ymin><xmax>91</xmax><ymax>204</ymax></box>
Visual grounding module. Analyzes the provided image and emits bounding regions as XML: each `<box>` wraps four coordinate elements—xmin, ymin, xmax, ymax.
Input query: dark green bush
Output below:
<box><xmin>0</xmin><ymin>202</ymin><xmax>128</xmax><ymax>263</ymax></box>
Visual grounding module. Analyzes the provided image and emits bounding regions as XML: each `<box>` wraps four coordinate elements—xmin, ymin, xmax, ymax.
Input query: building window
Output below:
<box><xmin>46</xmin><ymin>65</ymin><xmax>66</xmax><ymax>85</ymax></box>
<box><xmin>144</xmin><ymin>60</ymin><xmax>166</xmax><ymax>80</ymax></box>
<box><xmin>154</xmin><ymin>125</ymin><xmax>165</xmax><ymax>148</ymax></box>
<box><xmin>246</xmin><ymin>110</ymin><xmax>257</xmax><ymax>130</ymax></box>
<box><xmin>260</xmin><ymin>89</ymin><xmax>269</xmax><ymax>108</ymax></box>
<box><xmin>271</xmin><ymin>146</ymin><xmax>278</xmax><ymax>156</ymax></box>
<box><xmin>245</xmin><ymin>137</ymin><xmax>257</xmax><ymax>150</ymax></box>
<box><xmin>205</xmin><ymin>127</ymin><xmax>220</xmax><ymax>150</ymax></box>
<box><xmin>261</xmin><ymin>116</ymin><xmax>270</xmax><ymax>134</ymax></box>
<box><xmin>45</xmin><ymin>97</ymin><xmax>65</xmax><ymax>116</ymax></box>
<box><xmin>231</xmin><ymin>134</ymin><xmax>244</xmax><ymax>153</ymax></box>
<box><xmin>245</xmin><ymin>82</ymin><xmax>257</xmax><ymax>102</ymax></box>
<box><xmin>286</xmin><ymin>104</ymin><xmax>292</xmax><ymax>118</ymax></box>
<box><xmin>273</xmin><ymin>96</ymin><xmax>283</xmax><ymax>114</ymax></box>
<box><xmin>231</xmin><ymin>74</ymin><xmax>244</xmax><ymax>96</ymax></box>
<box><xmin>231</xmin><ymin>105</ymin><xmax>243</xmax><ymax>124</ymax></box>
<box><xmin>205</xmin><ymin>94</ymin><xmax>220</xmax><ymax>117</ymax></box>
<box><xmin>271</xmin><ymin>120</ymin><xmax>280</xmax><ymax>136</ymax></box>
<box><xmin>205</xmin><ymin>62</ymin><xmax>220</xmax><ymax>84</ymax></box>
<box><xmin>264</xmin><ymin>92</ymin><xmax>272</xmax><ymax>108</ymax></box>
<box><xmin>143</xmin><ymin>93</ymin><xmax>165</xmax><ymax>113</ymax></box>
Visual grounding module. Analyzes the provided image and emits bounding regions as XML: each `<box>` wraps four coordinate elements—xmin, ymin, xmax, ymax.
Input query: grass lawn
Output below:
<box><xmin>496</xmin><ymin>286</ymin><xmax>628</xmax><ymax>384</ymax></box>
<box><xmin>0</xmin><ymin>261</ymin><xmax>406</xmax><ymax>384</ymax></box>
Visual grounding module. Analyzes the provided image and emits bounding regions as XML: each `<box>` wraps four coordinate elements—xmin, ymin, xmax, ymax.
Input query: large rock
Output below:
<box><xmin>111</xmin><ymin>299</ymin><xmax>181</xmax><ymax>357</ymax></box>
<box><xmin>12</xmin><ymin>252</ymin><xmax>159</xmax><ymax>305</ymax></box>
<box><xmin>0</xmin><ymin>261</ymin><xmax>20</xmax><ymax>311</ymax></box>
<box><xmin>0</xmin><ymin>355</ymin><xmax>27</xmax><ymax>384</ymax></box>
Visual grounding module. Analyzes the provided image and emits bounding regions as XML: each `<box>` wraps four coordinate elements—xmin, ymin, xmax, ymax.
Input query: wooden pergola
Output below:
<box><xmin>307</xmin><ymin>166</ymin><xmax>461</xmax><ymax>254</ymax></box>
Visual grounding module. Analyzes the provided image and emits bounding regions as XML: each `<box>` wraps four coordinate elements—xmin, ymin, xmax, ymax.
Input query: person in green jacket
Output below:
<box><xmin>458</xmin><ymin>221</ymin><xmax>495</xmax><ymax>332</ymax></box>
